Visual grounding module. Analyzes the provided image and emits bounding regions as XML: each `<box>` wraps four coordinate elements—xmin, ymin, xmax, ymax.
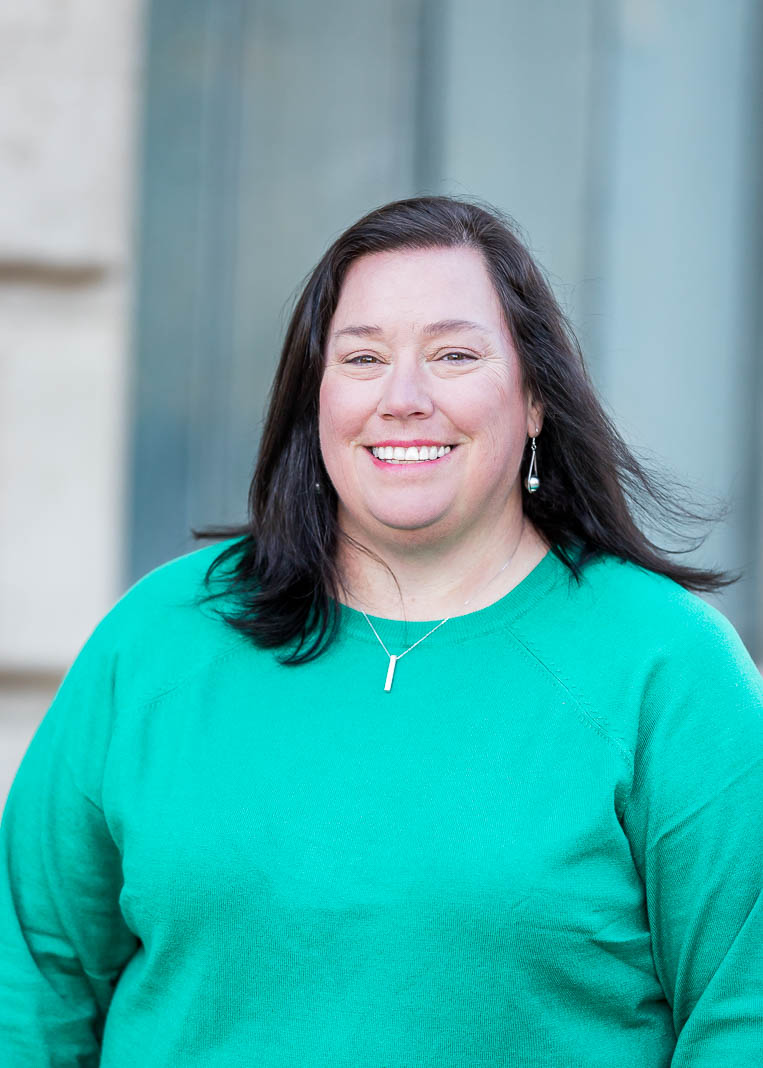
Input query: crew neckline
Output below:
<box><xmin>337</xmin><ymin>545</ymin><xmax>571</xmax><ymax>648</ymax></box>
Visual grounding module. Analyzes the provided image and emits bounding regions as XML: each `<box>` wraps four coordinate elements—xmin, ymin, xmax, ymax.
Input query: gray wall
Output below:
<box><xmin>129</xmin><ymin>0</ymin><xmax>423</xmax><ymax>576</ymax></box>
<box><xmin>130</xmin><ymin>0</ymin><xmax>763</xmax><ymax>657</ymax></box>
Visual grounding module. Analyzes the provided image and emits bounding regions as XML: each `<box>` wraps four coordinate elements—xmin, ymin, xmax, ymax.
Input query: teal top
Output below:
<box><xmin>1</xmin><ymin>540</ymin><xmax>762</xmax><ymax>1067</ymax></box>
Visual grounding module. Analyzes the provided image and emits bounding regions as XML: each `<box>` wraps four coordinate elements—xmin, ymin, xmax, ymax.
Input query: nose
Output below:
<box><xmin>377</xmin><ymin>356</ymin><xmax>435</xmax><ymax>420</ymax></box>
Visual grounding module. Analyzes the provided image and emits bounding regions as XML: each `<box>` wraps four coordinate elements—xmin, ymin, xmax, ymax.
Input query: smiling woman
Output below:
<box><xmin>2</xmin><ymin>197</ymin><xmax>762</xmax><ymax>1067</ymax></box>
<box><xmin>200</xmin><ymin>196</ymin><xmax>737</xmax><ymax>655</ymax></box>
<box><xmin>318</xmin><ymin>245</ymin><xmax>543</xmax><ymax>600</ymax></box>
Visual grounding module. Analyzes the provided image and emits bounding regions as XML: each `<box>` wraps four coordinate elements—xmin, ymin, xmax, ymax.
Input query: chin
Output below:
<box><xmin>337</xmin><ymin>499</ymin><xmax>455</xmax><ymax>544</ymax></box>
<box><xmin>370</xmin><ymin>511</ymin><xmax>453</xmax><ymax>539</ymax></box>
<box><xmin>366</xmin><ymin>495</ymin><xmax>454</xmax><ymax>529</ymax></box>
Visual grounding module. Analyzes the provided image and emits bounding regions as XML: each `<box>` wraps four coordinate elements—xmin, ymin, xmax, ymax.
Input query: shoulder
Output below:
<box><xmin>105</xmin><ymin>536</ymin><xmax>242</xmax><ymax>620</ymax></box>
<box><xmin>65</xmin><ymin>537</ymin><xmax>252</xmax><ymax>713</ymax></box>
<box><xmin>587</xmin><ymin>553</ymin><xmax>761</xmax><ymax>698</ymax></box>
<box><xmin>570</xmin><ymin>553</ymin><xmax>757</xmax><ymax>678</ymax></box>
<box><xmin>513</xmin><ymin>549</ymin><xmax>762</xmax><ymax>760</ymax></box>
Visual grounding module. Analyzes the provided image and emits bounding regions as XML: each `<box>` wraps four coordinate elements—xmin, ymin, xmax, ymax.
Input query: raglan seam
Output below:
<box><xmin>98</xmin><ymin>639</ymin><xmax>252</xmax><ymax>830</ymax></box>
<box><xmin>504</xmin><ymin>624</ymin><xmax>635</xmax><ymax>774</ymax></box>
<box><xmin>115</xmin><ymin>638</ymin><xmax>250</xmax><ymax>719</ymax></box>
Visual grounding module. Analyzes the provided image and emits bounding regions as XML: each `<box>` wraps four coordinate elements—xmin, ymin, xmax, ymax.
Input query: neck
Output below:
<box><xmin>336</xmin><ymin>514</ymin><xmax>549</xmax><ymax>621</ymax></box>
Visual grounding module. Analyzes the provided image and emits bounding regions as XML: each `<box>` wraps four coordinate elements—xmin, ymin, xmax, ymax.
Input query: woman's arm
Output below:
<box><xmin>0</xmin><ymin>626</ymin><xmax>138</xmax><ymax>1066</ymax></box>
<box><xmin>622</xmin><ymin>607</ymin><xmax>763</xmax><ymax>1064</ymax></box>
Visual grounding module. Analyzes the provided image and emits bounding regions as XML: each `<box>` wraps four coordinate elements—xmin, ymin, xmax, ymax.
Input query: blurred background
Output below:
<box><xmin>1</xmin><ymin>0</ymin><xmax>762</xmax><ymax>804</ymax></box>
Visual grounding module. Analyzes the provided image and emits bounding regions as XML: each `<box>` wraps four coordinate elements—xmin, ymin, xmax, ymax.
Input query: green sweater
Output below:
<box><xmin>2</xmin><ymin>541</ymin><xmax>762</xmax><ymax>1066</ymax></box>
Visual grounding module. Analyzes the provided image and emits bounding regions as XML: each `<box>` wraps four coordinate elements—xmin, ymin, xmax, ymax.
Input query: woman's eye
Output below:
<box><xmin>345</xmin><ymin>354</ymin><xmax>380</xmax><ymax>365</ymax></box>
<box><xmin>439</xmin><ymin>351</ymin><xmax>477</xmax><ymax>362</ymax></box>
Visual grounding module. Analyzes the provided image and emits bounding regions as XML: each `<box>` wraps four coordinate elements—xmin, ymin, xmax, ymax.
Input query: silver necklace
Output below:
<box><xmin>361</xmin><ymin>520</ymin><xmax>526</xmax><ymax>692</ymax></box>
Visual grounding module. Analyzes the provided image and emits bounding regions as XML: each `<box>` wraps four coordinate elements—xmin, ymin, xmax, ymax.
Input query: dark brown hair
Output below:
<box><xmin>197</xmin><ymin>195</ymin><xmax>733</xmax><ymax>662</ymax></box>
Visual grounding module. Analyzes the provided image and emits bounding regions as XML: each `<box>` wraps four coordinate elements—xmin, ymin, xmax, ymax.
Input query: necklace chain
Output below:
<box><xmin>361</xmin><ymin>518</ymin><xmax>526</xmax><ymax>691</ymax></box>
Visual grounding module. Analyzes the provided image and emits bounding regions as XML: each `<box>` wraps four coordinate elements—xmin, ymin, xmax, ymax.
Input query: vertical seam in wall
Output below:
<box><xmin>580</xmin><ymin>0</ymin><xmax>619</xmax><ymax>393</ymax></box>
<box><xmin>743</xmin><ymin>0</ymin><xmax>763</xmax><ymax>665</ymax></box>
<box><xmin>413</xmin><ymin>0</ymin><xmax>445</xmax><ymax>192</ymax></box>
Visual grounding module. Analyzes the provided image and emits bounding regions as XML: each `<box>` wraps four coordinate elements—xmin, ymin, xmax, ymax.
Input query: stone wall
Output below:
<box><xmin>0</xmin><ymin>0</ymin><xmax>144</xmax><ymax>806</ymax></box>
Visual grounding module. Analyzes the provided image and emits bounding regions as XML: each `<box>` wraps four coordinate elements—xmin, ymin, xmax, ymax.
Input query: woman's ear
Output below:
<box><xmin>527</xmin><ymin>396</ymin><xmax>543</xmax><ymax>436</ymax></box>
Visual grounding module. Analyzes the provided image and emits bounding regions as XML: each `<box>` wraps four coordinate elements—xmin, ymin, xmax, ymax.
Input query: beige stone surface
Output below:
<box><xmin>0</xmin><ymin>278</ymin><xmax>131</xmax><ymax>669</ymax></box>
<box><xmin>0</xmin><ymin>0</ymin><xmax>144</xmax><ymax>265</ymax></box>
<box><xmin>0</xmin><ymin>0</ymin><xmax>143</xmax><ymax>671</ymax></box>
<box><xmin>0</xmin><ymin>680</ymin><xmax>58</xmax><ymax>814</ymax></box>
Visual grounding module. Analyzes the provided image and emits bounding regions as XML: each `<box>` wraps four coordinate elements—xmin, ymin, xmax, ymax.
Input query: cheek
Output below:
<box><xmin>318</xmin><ymin>380</ymin><xmax>360</xmax><ymax>474</ymax></box>
<box><xmin>453</xmin><ymin>373</ymin><xmax>524</xmax><ymax>439</ymax></box>
<box><xmin>318</xmin><ymin>380</ymin><xmax>342</xmax><ymax>445</ymax></box>
<box><xmin>457</xmin><ymin>376</ymin><xmax>527</xmax><ymax>468</ymax></box>
<box><xmin>319</xmin><ymin>375</ymin><xmax>375</xmax><ymax>448</ymax></box>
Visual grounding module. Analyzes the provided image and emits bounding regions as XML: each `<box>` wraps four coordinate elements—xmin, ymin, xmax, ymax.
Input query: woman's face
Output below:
<box><xmin>319</xmin><ymin>245</ymin><xmax>541</xmax><ymax>552</ymax></box>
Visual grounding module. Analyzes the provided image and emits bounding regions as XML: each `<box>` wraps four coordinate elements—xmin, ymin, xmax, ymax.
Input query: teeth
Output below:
<box><xmin>370</xmin><ymin>445</ymin><xmax>452</xmax><ymax>463</ymax></box>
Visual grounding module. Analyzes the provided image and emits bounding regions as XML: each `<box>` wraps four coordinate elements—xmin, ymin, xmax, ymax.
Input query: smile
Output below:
<box><xmin>369</xmin><ymin>445</ymin><xmax>453</xmax><ymax>463</ymax></box>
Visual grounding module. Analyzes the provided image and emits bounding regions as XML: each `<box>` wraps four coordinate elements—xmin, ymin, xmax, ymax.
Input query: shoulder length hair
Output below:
<box><xmin>197</xmin><ymin>195</ymin><xmax>733</xmax><ymax>663</ymax></box>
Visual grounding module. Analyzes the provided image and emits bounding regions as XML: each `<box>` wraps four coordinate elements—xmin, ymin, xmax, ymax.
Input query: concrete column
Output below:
<box><xmin>592</xmin><ymin>0</ymin><xmax>761</xmax><ymax>647</ymax></box>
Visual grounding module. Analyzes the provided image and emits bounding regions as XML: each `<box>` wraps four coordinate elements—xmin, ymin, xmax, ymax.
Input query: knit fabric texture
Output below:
<box><xmin>1</xmin><ymin>539</ymin><xmax>762</xmax><ymax>1066</ymax></box>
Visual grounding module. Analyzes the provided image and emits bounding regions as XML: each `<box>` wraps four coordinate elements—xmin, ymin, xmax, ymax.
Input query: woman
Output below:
<box><xmin>2</xmin><ymin>196</ymin><xmax>762</xmax><ymax>1066</ymax></box>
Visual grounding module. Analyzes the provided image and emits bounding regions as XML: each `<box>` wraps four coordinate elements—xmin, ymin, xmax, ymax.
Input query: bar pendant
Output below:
<box><xmin>384</xmin><ymin>654</ymin><xmax>397</xmax><ymax>692</ymax></box>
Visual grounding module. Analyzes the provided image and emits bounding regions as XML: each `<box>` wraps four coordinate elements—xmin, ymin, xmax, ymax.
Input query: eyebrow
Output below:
<box><xmin>331</xmin><ymin>318</ymin><xmax>491</xmax><ymax>342</ymax></box>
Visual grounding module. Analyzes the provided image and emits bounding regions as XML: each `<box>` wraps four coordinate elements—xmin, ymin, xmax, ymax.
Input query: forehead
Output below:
<box><xmin>330</xmin><ymin>246</ymin><xmax>508</xmax><ymax>337</ymax></box>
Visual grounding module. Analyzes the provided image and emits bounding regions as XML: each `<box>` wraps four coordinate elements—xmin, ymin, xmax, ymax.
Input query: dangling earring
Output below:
<box><xmin>524</xmin><ymin>429</ymin><xmax>540</xmax><ymax>493</ymax></box>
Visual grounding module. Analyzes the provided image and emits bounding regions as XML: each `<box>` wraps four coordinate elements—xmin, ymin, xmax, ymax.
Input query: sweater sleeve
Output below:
<box><xmin>0</xmin><ymin>625</ymin><xmax>138</xmax><ymax>1066</ymax></box>
<box><xmin>621</xmin><ymin>605</ymin><xmax>763</xmax><ymax>1064</ymax></box>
